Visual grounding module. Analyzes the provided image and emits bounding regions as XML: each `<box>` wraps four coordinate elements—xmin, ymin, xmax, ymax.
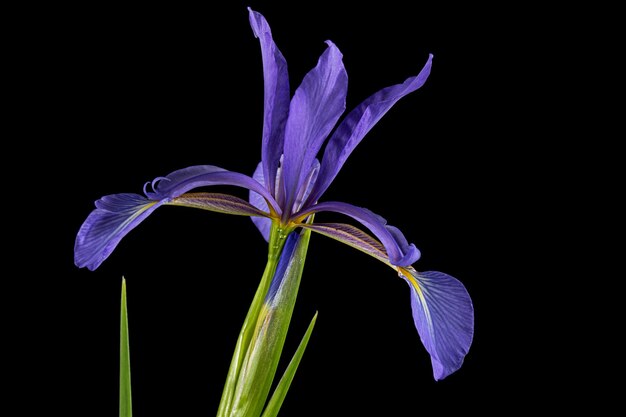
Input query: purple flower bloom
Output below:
<box><xmin>74</xmin><ymin>8</ymin><xmax>473</xmax><ymax>380</ymax></box>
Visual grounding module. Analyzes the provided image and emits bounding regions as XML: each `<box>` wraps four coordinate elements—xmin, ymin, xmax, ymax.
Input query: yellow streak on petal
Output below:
<box><xmin>398</xmin><ymin>267</ymin><xmax>434</xmax><ymax>333</ymax></box>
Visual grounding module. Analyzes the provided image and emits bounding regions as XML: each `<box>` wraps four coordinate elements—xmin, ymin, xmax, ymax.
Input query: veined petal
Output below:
<box><xmin>399</xmin><ymin>267</ymin><xmax>474</xmax><ymax>381</ymax></box>
<box><xmin>168</xmin><ymin>192</ymin><xmax>269</xmax><ymax>217</ymax></box>
<box><xmin>301</xmin><ymin>221</ymin><xmax>472</xmax><ymax>380</ymax></box>
<box><xmin>144</xmin><ymin>165</ymin><xmax>281</xmax><ymax>215</ymax></box>
<box><xmin>282</xmin><ymin>41</ymin><xmax>348</xmax><ymax>216</ymax></box>
<box><xmin>307</xmin><ymin>54</ymin><xmax>433</xmax><ymax>205</ymax></box>
<box><xmin>74</xmin><ymin>193</ymin><xmax>163</xmax><ymax>270</ymax></box>
<box><xmin>248</xmin><ymin>8</ymin><xmax>290</xmax><ymax>197</ymax></box>
<box><xmin>297</xmin><ymin>201</ymin><xmax>420</xmax><ymax>266</ymax></box>
<box><xmin>300</xmin><ymin>222</ymin><xmax>389</xmax><ymax>264</ymax></box>
<box><xmin>250</xmin><ymin>162</ymin><xmax>272</xmax><ymax>241</ymax></box>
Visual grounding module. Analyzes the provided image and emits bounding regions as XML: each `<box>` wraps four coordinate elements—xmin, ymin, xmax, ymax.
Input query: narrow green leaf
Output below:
<box><xmin>261</xmin><ymin>312</ymin><xmax>318</xmax><ymax>417</ymax></box>
<box><xmin>120</xmin><ymin>277</ymin><xmax>132</xmax><ymax>417</ymax></box>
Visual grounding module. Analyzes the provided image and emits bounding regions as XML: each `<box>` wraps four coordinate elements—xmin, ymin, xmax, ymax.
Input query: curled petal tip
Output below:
<box><xmin>392</xmin><ymin>244</ymin><xmax>421</xmax><ymax>267</ymax></box>
<box><xmin>248</xmin><ymin>8</ymin><xmax>271</xmax><ymax>39</ymax></box>
<box><xmin>323</xmin><ymin>40</ymin><xmax>343</xmax><ymax>59</ymax></box>
<box><xmin>385</xmin><ymin>225</ymin><xmax>420</xmax><ymax>266</ymax></box>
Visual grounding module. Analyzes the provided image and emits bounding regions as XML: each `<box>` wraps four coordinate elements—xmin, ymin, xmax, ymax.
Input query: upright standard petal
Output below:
<box><xmin>281</xmin><ymin>41</ymin><xmax>348</xmax><ymax>216</ymax></box>
<box><xmin>250</xmin><ymin>162</ymin><xmax>273</xmax><ymax>241</ymax></box>
<box><xmin>306</xmin><ymin>54</ymin><xmax>433</xmax><ymax>205</ymax></box>
<box><xmin>74</xmin><ymin>193</ymin><xmax>163</xmax><ymax>270</ymax></box>
<box><xmin>399</xmin><ymin>267</ymin><xmax>474</xmax><ymax>380</ymax></box>
<box><xmin>248</xmin><ymin>8</ymin><xmax>290</xmax><ymax>197</ymax></box>
<box><xmin>144</xmin><ymin>165</ymin><xmax>281</xmax><ymax>215</ymax></box>
<box><xmin>297</xmin><ymin>201</ymin><xmax>420</xmax><ymax>266</ymax></box>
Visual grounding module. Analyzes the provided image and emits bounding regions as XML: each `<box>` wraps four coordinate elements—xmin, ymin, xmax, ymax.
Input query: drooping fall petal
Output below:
<box><xmin>298</xmin><ymin>201</ymin><xmax>420</xmax><ymax>266</ymax></box>
<box><xmin>399</xmin><ymin>267</ymin><xmax>474</xmax><ymax>380</ymax></box>
<box><xmin>301</xmin><ymin>220</ymin><xmax>472</xmax><ymax>380</ymax></box>
<box><xmin>74</xmin><ymin>194</ymin><xmax>163</xmax><ymax>270</ymax></box>
<box><xmin>77</xmin><ymin>165</ymin><xmax>282</xmax><ymax>270</ymax></box>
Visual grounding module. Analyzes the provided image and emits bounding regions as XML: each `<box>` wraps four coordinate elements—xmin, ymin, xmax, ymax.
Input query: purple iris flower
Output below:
<box><xmin>74</xmin><ymin>8</ymin><xmax>473</xmax><ymax>381</ymax></box>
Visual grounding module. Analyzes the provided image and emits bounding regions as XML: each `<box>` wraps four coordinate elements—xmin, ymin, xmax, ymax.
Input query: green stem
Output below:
<box><xmin>217</xmin><ymin>222</ymin><xmax>291</xmax><ymax>417</ymax></box>
<box><xmin>230</xmin><ymin>227</ymin><xmax>312</xmax><ymax>417</ymax></box>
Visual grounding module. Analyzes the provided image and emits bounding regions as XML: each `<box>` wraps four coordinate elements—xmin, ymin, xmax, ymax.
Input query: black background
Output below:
<box><xmin>15</xmin><ymin>1</ymin><xmax>608</xmax><ymax>416</ymax></box>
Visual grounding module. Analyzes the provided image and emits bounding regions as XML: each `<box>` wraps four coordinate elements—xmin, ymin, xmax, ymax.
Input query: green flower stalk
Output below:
<box><xmin>218</xmin><ymin>224</ymin><xmax>315</xmax><ymax>417</ymax></box>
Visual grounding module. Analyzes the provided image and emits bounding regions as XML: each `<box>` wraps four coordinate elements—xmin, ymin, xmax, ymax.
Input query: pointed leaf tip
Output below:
<box><xmin>120</xmin><ymin>276</ymin><xmax>132</xmax><ymax>417</ymax></box>
<box><xmin>261</xmin><ymin>311</ymin><xmax>318</xmax><ymax>417</ymax></box>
